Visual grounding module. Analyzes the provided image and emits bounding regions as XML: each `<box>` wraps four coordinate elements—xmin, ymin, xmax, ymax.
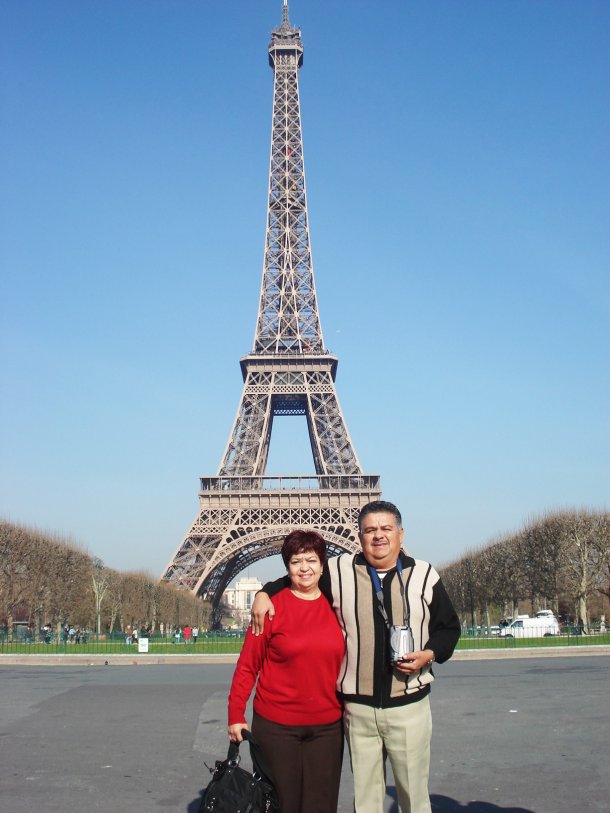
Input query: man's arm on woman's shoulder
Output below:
<box><xmin>250</xmin><ymin>576</ymin><xmax>290</xmax><ymax>635</ymax></box>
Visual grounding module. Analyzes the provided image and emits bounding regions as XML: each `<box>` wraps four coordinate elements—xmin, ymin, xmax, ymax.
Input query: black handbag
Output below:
<box><xmin>199</xmin><ymin>730</ymin><xmax>278</xmax><ymax>813</ymax></box>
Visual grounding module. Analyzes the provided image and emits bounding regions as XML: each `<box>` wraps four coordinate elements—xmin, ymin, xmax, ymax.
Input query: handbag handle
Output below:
<box><xmin>240</xmin><ymin>729</ymin><xmax>275</xmax><ymax>786</ymax></box>
<box><xmin>226</xmin><ymin>739</ymin><xmax>241</xmax><ymax>764</ymax></box>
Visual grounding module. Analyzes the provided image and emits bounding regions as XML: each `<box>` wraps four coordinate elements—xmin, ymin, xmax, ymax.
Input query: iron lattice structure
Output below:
<box><xmin>162</xmin><ymin>2</ymin><xmax>381</xmax><ymax>618</ymax></box>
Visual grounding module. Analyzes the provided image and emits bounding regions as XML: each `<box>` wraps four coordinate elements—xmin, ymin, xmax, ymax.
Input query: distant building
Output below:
<box><xmin>223</xmin><ymin>576</ymin><xmax>263</xmax><ymax>626</ymax></box>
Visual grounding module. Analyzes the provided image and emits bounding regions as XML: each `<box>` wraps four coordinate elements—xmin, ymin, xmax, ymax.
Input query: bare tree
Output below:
<box><xmin>0</xmin><ymin>523</ymin><xmax>33</xmax><ymax>637</ymax></box>
<box><xmin>91</xmin><ymin>558</ymin><xmax>109</xmax><ymax>635</ymax></box>
<box><xmin>0</xmin><ymin>520</ymin><xmax>216</xmax><ymax>640</ymax></box>
<box><xmin>558</xmin><ymin>509</ymin><xmax>610</xmax><ymax>631</ymax></box>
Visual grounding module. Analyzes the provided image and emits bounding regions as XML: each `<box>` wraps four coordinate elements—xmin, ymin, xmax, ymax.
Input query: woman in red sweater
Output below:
<box><xmin>228</xmin><ymin>530</ymin><xmax>345</xmax><ymax>813</ymax></box>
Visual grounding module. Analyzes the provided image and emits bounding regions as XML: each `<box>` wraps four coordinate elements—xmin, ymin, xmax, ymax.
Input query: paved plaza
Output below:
<box><xmin>0</xmin><ymin>654</ymin><xmax>607</xmax><ymax>812</ymax></box>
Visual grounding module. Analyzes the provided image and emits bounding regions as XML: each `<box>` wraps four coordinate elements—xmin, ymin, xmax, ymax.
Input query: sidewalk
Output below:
<box><xmin>0</xmin><ymin>644</ymin><xmax>608</xmax><ymax>666</ymax></box>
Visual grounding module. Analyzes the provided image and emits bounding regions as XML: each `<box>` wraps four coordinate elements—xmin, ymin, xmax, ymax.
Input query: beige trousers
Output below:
<box><xmin>344</xmin><ymin>695</ymin><xmax>432</xmax><ymax>813</ymax></box>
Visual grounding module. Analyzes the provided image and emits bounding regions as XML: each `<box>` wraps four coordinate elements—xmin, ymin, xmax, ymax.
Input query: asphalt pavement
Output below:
<box><xmin>0</xmin><ymin>654</ymin><xmax>607</xmax><ymax>812</ymax></box>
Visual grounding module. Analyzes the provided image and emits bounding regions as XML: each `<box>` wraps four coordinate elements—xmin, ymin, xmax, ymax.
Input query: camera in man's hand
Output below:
<box><xmin>389</xmin><ymin>624</ymin><xmax>414</xmax><ymax>664</ymax></box>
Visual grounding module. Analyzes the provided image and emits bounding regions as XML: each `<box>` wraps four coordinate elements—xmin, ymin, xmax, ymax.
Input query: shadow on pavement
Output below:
<box><xmin>187</xmin><ymin>789</ymin><xmax>535</xmax><ymax>813</ymax></box>
<box><xmin>382</xmin><ymin>787</ymin><xmax>535</xmax><ymax>813</ymax></box>
<box><xmin>431</xmin><ymin>795</ymin><xmax>535</xmax><ymax>813</ymax></box>
<box><xmin>187</xmin><ymin>778</ymin><xmax>538</xmax><ymax>813</ymax></box>
<box><xmin>187</xmin><ymin>787</ymin><xmax>536</xmax><ymax>813</ymax></box>
<box><xmin>186</xmin><ymin>793</ymin><xmax>204</xmax><ymax>812</ymax></box>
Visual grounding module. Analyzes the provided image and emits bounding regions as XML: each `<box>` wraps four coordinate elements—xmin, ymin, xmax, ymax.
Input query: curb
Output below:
<box><xmin>451</xmin><ymin>645</ymin><xmax>610</xmax><ymax>660</ymax></box>
<box><xmin>0</xmin><ymin>653</ymin><xmax>240</xmax><ymax>666</ymax></box>
<box><xmin>0</xmin><ymin>646</ymin><xmax>608</xmax><ymax>666</ymax></box>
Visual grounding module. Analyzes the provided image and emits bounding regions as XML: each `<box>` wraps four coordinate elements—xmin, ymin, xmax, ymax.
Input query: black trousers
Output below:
<box><xmin>251</xmin><ymin>712</ymin><xmax>343</xmax><ymax>813</ymax></box>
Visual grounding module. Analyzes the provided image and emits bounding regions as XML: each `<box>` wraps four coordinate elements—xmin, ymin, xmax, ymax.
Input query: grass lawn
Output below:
<box><xmin>2</xmin><ymin>631</ymin><xmax>609</xmax><ymax>656</ymax></box>
<box><xmin>455</xmin><ymin>632</ymin><xmax>610</xmax><ymax>650</ymax></box>
<box><xmin>0</xmin><ymin>637</ymin><xmax>245</xmax><ymax>656</ymax></box>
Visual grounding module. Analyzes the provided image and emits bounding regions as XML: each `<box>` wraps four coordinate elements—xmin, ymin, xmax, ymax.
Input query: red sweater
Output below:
<box><xmin>228</xmin><ymin>588</ymin><xmax>344</xmax><ymax>727</ymax></box>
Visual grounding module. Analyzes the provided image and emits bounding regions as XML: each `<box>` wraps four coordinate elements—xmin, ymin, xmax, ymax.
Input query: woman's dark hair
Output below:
<box><xmin>281</xmin><ymin>530</ymin><xmax>327</xmax><ymax>567</ymax></box>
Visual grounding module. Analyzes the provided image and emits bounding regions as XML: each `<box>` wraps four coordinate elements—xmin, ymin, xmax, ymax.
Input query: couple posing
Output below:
<box><xmin>227</xmin><ymin>500</ymin><xmax>461</xmax><ymax>813</ymax></box>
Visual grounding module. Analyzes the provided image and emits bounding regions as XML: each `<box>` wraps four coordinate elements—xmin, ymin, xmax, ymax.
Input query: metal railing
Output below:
<box><xmin>2</xmin><ymin>628</ymin><xmax>609</xmax><ymax>656</ymax></box>
<box><xmin>0</xmin><ymin>631</ymin><xmax>246</xmax><ymax>656</ymax></box>
<box><xmin>199</xmin><ymin>474</ymin><xmax>381</xmax><ymax>492</ymax></box>
<box><xmin>455</xmin><ymin>628</ymin><xmax>610</xmax><ymax>650</ymax></box>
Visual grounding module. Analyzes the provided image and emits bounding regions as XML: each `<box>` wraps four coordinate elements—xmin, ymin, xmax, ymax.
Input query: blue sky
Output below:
<box><xmin>1</xmin><ymin>0</ymin><xmax>608</xmax><ymax>586</ymax></box>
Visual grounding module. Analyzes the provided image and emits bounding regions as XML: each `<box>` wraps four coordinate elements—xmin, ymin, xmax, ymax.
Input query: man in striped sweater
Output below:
<box><xmin>252</xmin><ymin>500</ymin><xmax>461</xmax><ymax>813</ymax></box>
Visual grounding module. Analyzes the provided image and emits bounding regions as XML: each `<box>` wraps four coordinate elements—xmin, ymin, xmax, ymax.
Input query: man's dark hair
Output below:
<box><xmin>357</xmin><ymin>500</ymin><xmax>402</xmax><ymax>531</ymax></box>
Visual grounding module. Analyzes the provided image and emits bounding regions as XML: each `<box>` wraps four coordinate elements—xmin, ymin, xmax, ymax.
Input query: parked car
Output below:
<box><xmin>499</xmin><ymin>614</ymin><xmax>560</xmax><ymax>638</ymax></box>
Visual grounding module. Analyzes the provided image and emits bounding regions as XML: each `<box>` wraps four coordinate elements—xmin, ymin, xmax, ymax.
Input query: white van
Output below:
<box><xmin>499</xmin><ymin>614</ymin><xmax>560</xmax><ymax>638</ymax></box>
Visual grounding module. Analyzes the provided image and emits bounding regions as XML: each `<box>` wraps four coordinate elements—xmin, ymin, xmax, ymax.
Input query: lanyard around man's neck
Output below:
<box><xmin>368</xmin><ymin>558</ymin><xmax>409</xmax><ymax>629</ymax></box>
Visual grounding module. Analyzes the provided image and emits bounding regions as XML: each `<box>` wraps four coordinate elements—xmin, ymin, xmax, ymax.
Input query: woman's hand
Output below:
<box><xmin>250</xmin><ymin>592</ymin><xmax>274</xmax><ymax>635</ymax></box>
<box><xmin>228</xmin><ymin>723</ymin><xmax>250</xmax><ymax>743</ymax></box>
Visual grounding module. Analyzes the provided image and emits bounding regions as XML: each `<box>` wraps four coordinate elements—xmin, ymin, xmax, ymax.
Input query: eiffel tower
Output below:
<box><xmin>162</xmin><ymin>1</ymin><xmax>381</xmax><ymax>617</ymax></box>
